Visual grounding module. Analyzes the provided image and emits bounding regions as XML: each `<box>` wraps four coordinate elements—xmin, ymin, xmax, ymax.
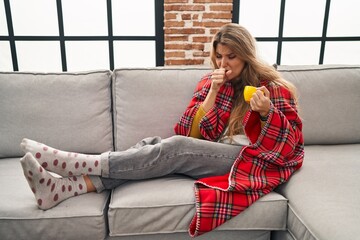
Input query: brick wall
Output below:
<box><xmin>164</xmin><ymin>0</ymin><xmax>233</xmax><ymax>66</ymax></box>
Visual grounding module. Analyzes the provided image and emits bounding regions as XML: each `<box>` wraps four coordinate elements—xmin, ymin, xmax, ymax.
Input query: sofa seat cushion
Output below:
<box><xmin>0</xmin><ymin>158</ymin><xmax>110</xmax><ymax>240</ymax></box>
<box><xmin>108</xmin><ymin>175</ymin><xmax>287</xmax><ymax>237</ymax></box>
<box><xmin>0</xmin><ymin>70</ymin><xmax>113</xmax><ymax>158</ymax></box>
<box><xmin>106</xmin><ymin>230</ymin><xmax>271</xmax><ymax>240</ymax></box>
<box><xmin>275</xmin><ymin>144</ymin><xmax>360</xmax><ymax>240</ymax></box>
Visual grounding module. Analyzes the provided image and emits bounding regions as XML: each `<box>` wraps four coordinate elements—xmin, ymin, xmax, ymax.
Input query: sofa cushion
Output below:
<box><xmin>112</xmin><ymin>67</ymin><xmax>210</xmax><ymax>151</ymax></box>
<box><xmin>275</xmin><ymin>144</ymin><xmax>360</xmax><ymax>240</ymax></box>
<box><xmin>108</xmin><ymin>175</ymin><xmax>287</xmax><ymax>237</ymax></box>
<box><xmin>0</xmin><ymin>70</ymin><xmax>113</xmax><ymax>158</ymax></box>
<box><xmin>277</xmin><ymin>65</ymin><xmax>360</xmax><ymax>145</ymax></box>
<box><xmin>106</xmin><ymin>230</ymin><xmax>271</xmax><ymax>240</ymax></box>
<box><xmin>0</xmin><ymin>158</ymin><xmax>111</xmax><ymax>240</ymax></box>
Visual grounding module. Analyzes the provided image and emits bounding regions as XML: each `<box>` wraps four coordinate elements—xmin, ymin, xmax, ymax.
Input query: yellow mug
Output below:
<box><xmin>243</xmin><ymin>86</ymin><xmax>258</xmax><ymax>103</ymax></box>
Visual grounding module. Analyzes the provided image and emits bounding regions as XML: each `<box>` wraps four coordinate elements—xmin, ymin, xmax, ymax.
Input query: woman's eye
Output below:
<box><xmin>229</xmin><ymin>54</ymin><xmax>236</xmax><ymax>59</ymax></box>
<box><xmin>216</xmin><ymin>54</ymin><xmax>222</xmax><ymax>59</ymax></box>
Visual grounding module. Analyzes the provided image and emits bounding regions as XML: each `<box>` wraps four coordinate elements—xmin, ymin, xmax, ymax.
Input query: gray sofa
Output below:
<box><xmin>0</xmin><ymin>65</ymin><xmax>359</xmax><ymax>240</ymax></box>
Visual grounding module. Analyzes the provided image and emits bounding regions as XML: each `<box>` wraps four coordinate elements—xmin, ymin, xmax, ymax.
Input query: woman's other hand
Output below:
<box><xmin>249</xmin><ymin>86</ymin><xmax>271</xmax><ymax>118</ymax></box>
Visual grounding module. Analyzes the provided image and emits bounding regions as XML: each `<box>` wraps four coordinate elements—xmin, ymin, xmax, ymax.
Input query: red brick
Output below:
<box><xmin>165</xmin><ymin>13</ymin><xmax>177</xmax><ymax>20</ymax></box>
<box><xmin>165</xmin><ymin>51</ymin><xmax>186</xmax><ymax>58</ymax></box>
<box><xmin>165</xmin><ymin>35</ymin><xmax>189</xmax><ymax>41</ymax></box>
<box><xmin>210</xmin><ymin>28</ymin><xmax>221</xmax><ymax>34</ymax></box>
<box><xmin>203</xmin><ymin>13</ymin><xmax>232</xmax><ymax>19</ymax></box>
<box><xmin>164</xmin><ymin>5</ymin><xmax>205</xmax><ymax>11</ymax></box>
<box><xmin>192</xmin><ymin>36</ymin><xmax>213</xmax><ymax>43</ymax></box>
<box><xmin>193</xmin><ymin>51</ymin><xmax>211</xmax><ymax>57</ymax></box>
<box><xmin>165</xmin><ymin>59</ymin><xmax>204</xmax><ymax>65</ymax></box>
<box><xmin>165</xmin><ymin>0</ymin><xmax>189</xmax><ymax>3</ymax></box>
<box><xmin>165</xmin><ymin>21</ymin><xmax>185</xmax><ymax>28</ymax></box>
<box><xmin>193</xmin><ymin>21</ymin><xmax>230</xmax><ymax>28</ymax></box>
<box><xmin>181</xmin><ymin>14</ymin><xmax>192</xmax><ymax>20</ymax></box>
<box><xmin>210</xmin><ymin>5</ymin><xmax>233</xmax><ymax>11</ymax></box>
<box><xmin>164</xmin><ymin>28</ymin><xmax>205</xmax><ymax>35</ymax></box>
<box><xmin>165</xmin><ymin>43</ymin><xmax>204</xmax><ymax>51</ymax></box>
<box><xmin>194</xmin><ymin>0</ymin><xmax>232</xmax><ymax>3</ymax></box>
<box><xmin>192</xmin><ymin>14</ymin><xmax>199</xmax><ymax>20</ymax></box>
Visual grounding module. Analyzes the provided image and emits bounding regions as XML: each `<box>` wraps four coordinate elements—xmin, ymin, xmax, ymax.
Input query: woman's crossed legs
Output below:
<box><xmin>20</xmin><ymin>136</ymin><xmax>242</xmax><ymax>210</ymax></box>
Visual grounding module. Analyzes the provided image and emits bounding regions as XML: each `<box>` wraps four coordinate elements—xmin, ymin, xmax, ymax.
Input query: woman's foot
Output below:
<box><xmin>20</xmin><ymin>152</ymin><xmax>88</xmax><ymax>210</ymax></box>
<box><xmin>20</xmin><ymin>138</ymin><xmax>101</xmax><ymax>177</ymax></box>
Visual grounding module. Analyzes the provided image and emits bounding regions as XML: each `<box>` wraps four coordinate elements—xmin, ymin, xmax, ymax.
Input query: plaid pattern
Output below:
<box><xmin>174</xmin><ymin>74</ymin><xmax>234</xmax><ymax>140</ymax></box>
<box><xmin>174</xmin><ymin>76</ymin><xmax>304</xmax><ymax>237</ymax></box>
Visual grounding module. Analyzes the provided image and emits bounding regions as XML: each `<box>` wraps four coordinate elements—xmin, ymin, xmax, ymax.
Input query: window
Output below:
<box><xmin>0</xmin><ymin>0</ymin><xmax>164</xmax><ymax>71</ymax></box>
<box><xmin>233</xmin><ymin>0</ymin><xmax>360</xmax><ymax>65</ymax></box>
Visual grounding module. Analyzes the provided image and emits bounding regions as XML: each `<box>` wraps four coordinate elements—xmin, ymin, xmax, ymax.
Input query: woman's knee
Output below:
<box><xmin>165</xmin><ymin>135</ymin><xmax>197</xmax><ymax>148</ymax></box>
<box><xmin>132</xmin><ymin>136</ymin><xmax>162</xmax><ymax>148</ymax></box>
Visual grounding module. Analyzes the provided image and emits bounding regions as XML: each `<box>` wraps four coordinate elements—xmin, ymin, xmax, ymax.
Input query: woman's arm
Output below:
<box><xmin>202</xmin><ymin>68</ymin><xmax>230</xmax><ymax>112</ymax></box>
<box><xmin>243</xmin><ymin>83</ymin><xmax>303</xmax><ymax>167</ymax></box>
<box><xmin>174</xmin><ymin>73</ymin><xmax>234</xmax><ymax>140</ymax></box>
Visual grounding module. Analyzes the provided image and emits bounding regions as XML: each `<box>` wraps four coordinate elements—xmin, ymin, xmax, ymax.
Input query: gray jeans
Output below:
<box><xmin>90</xmin><ymin>135</ymin><xmax>243</xmax><ymax>192</ymax></box>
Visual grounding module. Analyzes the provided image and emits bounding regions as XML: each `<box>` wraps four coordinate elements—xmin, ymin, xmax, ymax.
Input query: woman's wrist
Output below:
<box><xmin>208</xmin><ymin>87</ymin><xmax>219</xmax><ymax>96</ymax></box>
<box><xmin>202</xmin><ymin>90</ymin><xmax>217</xmax><ymax>112</ymax></box>
<box><xmin>259</xmin><ymin>111</ymin><xmax>269</xmax><ymax>121</ymax></box>
<box><xmin>259</xmin><ymin>114</ymin><xmax>268</xmax><ymax>121</ymax></box>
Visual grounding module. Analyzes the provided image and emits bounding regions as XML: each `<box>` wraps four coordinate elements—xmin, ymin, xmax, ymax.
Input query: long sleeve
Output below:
<box><xmin>243</xmin><ymin>81</ymin><xmax>303</xmax><ymax>167</ymax></box>
<box><xmin>174</xmin><ymin>74</ymin><xmax>234</xmax><ymax>141</ymax></box>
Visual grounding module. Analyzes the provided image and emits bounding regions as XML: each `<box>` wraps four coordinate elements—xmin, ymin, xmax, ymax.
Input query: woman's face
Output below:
<box><xmin>215</xmin><ymin>43</ymin><xmax>245</xmax><ymax>81</ymax></box>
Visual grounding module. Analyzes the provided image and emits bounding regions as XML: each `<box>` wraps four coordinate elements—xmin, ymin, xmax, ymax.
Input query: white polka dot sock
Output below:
<box><xmin>20</xmin><ymin>152</ymin><xmax>88</xmax><ymax>210</ymax></box>
<box><xmin>20</xmin><ymin>138</ymin><xmax>101</xmax><ymax>177</ymax></box>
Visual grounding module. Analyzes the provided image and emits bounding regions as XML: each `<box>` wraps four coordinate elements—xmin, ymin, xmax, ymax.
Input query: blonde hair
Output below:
<box><xmin>210</xmin><ymin>23</ymin><xmax>297</xmax><ymax>138</ymax></box>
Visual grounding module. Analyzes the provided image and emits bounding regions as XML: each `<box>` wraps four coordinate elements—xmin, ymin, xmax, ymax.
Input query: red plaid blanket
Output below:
<box><xmin>174</xmin><ymin>74</ymin><xmax>304</xmax><ymax>237</ymax></box>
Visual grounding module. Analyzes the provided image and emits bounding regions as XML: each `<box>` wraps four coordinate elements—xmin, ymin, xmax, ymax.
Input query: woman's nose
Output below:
<box><xmin>221</xmin><ymin>58</ymin><xmax>227</xmax><ymax>68</ymax></box>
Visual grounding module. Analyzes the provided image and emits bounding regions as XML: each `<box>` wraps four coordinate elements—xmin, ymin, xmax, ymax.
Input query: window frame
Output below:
<box><xmin>232</xmin><ymin>0</ymin><xmax>360</xmax><ymax>65</ymax></box>
<box><xmin>1</xmin><ymin>0</ymin><xmax>164</xmax><ymax>71</ymax></box>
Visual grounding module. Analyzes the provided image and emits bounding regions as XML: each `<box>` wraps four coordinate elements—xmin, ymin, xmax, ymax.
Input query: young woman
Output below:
<box><xmin>20</xmin><ymin>23</ymin><xmax>304</xmax><ymax>236</ymax></box>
